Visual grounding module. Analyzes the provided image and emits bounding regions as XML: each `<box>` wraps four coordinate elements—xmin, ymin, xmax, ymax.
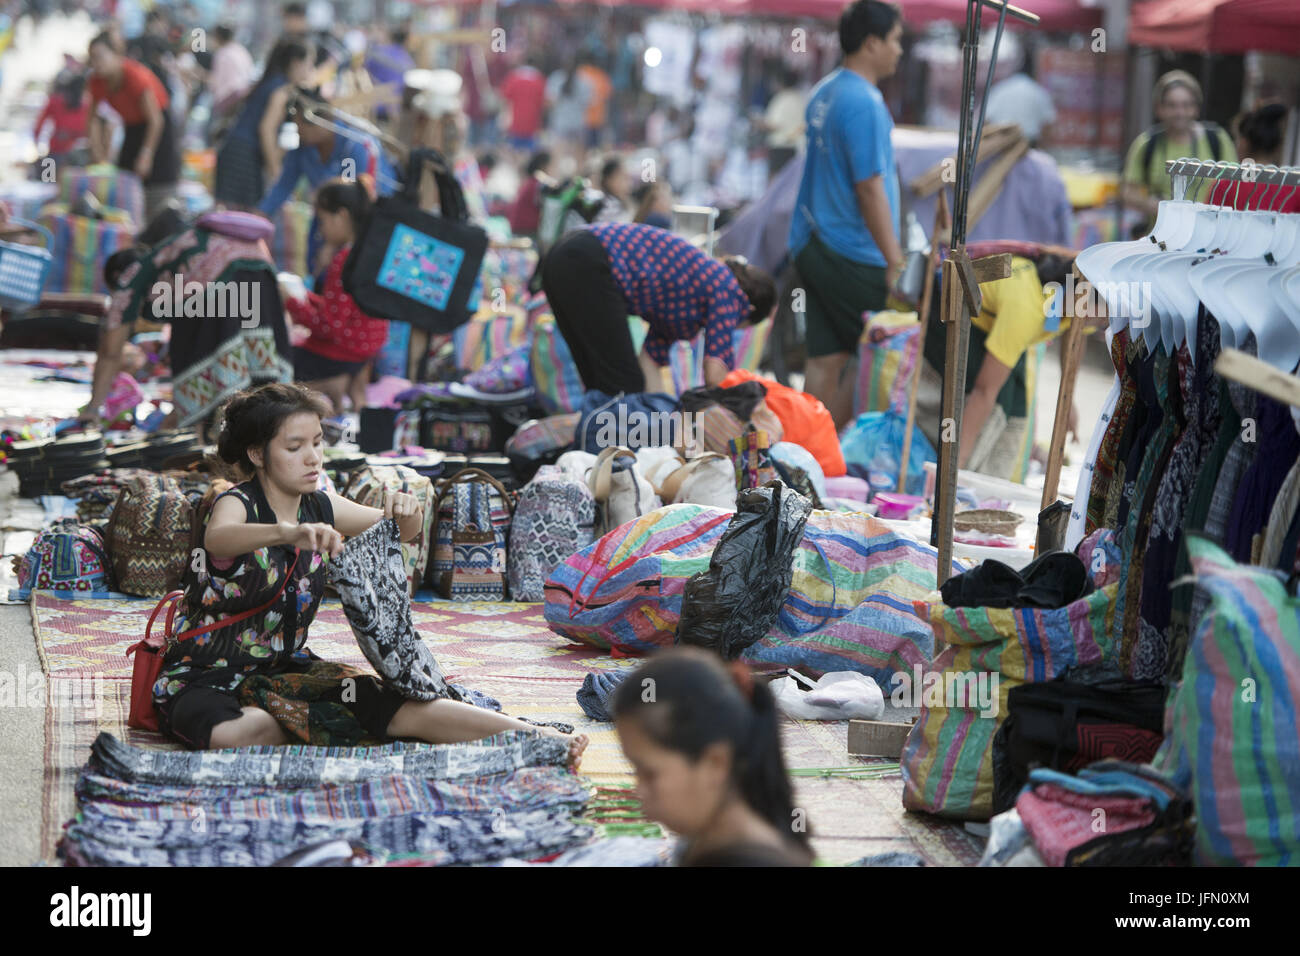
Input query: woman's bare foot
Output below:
<box><xmin>545</xmin><ymin>730</ymin><xmax>588</xmax><ymax>771</ymax></box>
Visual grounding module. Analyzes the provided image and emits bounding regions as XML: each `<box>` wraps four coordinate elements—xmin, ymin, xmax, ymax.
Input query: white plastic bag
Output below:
<box><xmin>771</xmin><ymin>671</ymin><xmax>885</xmax><ymax>721</ymax></box>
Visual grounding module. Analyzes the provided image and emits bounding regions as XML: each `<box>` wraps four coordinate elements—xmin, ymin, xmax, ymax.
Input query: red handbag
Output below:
<box><xmin>126</xmin><ymin>551</ymin><xmax>300</xmax><ymax>732</ymax></box>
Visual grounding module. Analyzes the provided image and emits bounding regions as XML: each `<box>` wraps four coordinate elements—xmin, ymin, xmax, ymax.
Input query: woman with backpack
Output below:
<box><xmin>612</xmin><ymin>647</ymin><xmax>813</xmax><ymax>866</ymax></box>
<box><xmin>1121</xmin><ymin>71</ymin><xmax>1237</xmax><ymax>235</ymax></box>
<box><xmin>151</xmin><ymin>381</ymin><xmax>588</xmax><ymax>766</ymax></box>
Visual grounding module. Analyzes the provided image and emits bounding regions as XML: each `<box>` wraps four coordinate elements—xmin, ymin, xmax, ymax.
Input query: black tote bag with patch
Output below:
<box><xmin>342</xmin><ymin>148</ymin><xmax>488</xmax><ymax>333</ymax></box>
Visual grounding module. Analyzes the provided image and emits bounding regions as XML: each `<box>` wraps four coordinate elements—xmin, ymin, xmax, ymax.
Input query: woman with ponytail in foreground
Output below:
<box><xmin>612</xmin><ymin>648</ymin><xmax>814</xmax><ymax>866</ymax></box>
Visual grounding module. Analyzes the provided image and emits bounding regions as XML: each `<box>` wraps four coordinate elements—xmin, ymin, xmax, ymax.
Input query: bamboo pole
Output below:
<box><xmin>897</xmin><ymin>191</ymin><xmax>949</xmax><ymax>494</ymax></box>
<box><xmin>1039</xmin><ymin>261</ymin><xmax>1089</xmax><ymax>512</ymax></box>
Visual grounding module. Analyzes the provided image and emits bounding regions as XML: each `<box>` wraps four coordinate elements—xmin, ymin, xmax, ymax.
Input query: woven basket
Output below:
<box><xmin>953</xmin><ymin>509</ymin><xmax>1022</xmax><ymax>537</ymax></box>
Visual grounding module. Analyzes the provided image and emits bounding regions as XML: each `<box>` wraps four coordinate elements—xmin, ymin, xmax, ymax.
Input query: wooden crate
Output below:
<box><xmin>847</xmin><ymin>718</ymin><xmax>917</xmax><ymax>759</ymax></box>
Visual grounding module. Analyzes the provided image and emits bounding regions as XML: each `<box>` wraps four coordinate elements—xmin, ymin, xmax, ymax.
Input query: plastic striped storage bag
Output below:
<box><xmin>1155</xmin><ymin>535</ymin><xmax>1300</xmax><ymax>866</ymax></box>
<box><xmin>454</xmin><ymin>306</ymin><xmax>532</xmax><ymax>373</ymax></box>
<box><xmin>544</xmin><ymin>504</ymin><xmax>733</xmax><ymax>655</ymax></box>
<box><xmin>547</xmin><ymin>506</ymin><xmax>956</xmax><ymax>681</ymax></box>
<box><xmin>900</xmin><ymin>578</ymin><xmax>1118</xmax><ymax>821</ymax></box>
<box><xmin>854</xmin><ymin>310</ymin><xmax>920</xmax><ymax>417</ymax></box>
<box><xmin>743</xmin><ymin>511</ymin><xmax>954</xmax><ymax>685</ymax></box>
<box><xmin>666</xmin><ymin>318</ymin><xmax>775</xmax><ymax>396</ymax></box>
<box><xmin>270</xmin><ymin>200</ymin><xmax>312</xmax><ymax>276</ymax></box>
<box><xmin>530</xmin><ymin>305</ymin><xmax>585</xmax><ymax>414</ymax></box>
<box><xmin>55</xmin><ymin>164</ymin><xmax>145</xmax><ymax>228</ymax></box>
<box><xmin>39</xmin><ymin>208</ymin><xmax>135</xmax><ymax>294</ymax></box>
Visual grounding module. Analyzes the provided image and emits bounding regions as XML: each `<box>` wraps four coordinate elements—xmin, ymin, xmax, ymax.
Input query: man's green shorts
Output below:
<box><xmin>794</xmin><ymin>232</ymin><xmax>889</xmax><ymax>358</ymax></box>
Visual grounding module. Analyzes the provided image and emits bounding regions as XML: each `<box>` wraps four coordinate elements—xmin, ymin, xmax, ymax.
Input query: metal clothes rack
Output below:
<box><xmin>1166</xmin><ymin>158</ymin><xmax>1300</xmax><ymax>208</ymax></box>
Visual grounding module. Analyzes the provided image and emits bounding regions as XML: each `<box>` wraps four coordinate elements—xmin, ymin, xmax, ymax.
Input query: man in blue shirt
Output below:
<box><xmin>258</xmin><ymin>90</ymin><xmax>379</xmax><ymax>274</ymax></box>
<box><xmin>788</xmin><ymin>0</ymin><xmax>904</xmax><ymax>428</ymax></box>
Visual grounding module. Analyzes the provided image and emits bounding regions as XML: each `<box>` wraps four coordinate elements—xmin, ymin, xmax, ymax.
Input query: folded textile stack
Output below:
<box><xmin>5</xmin><ymin>431</ymin><xmax>108</xmax><ymax>497</ymax></box>
<box><xmin>60</xmin><ymin>732</ymin><xmax>593</xmax><ymax>866</ymax></box>
<box><xmin>61</xmin><ymin>467</ymin><xmax>155</xmax><ymax>522</ymax></box>
<box><xmin>979</xmin><ymin>761</ymin><xmax>1193</xmax><ymax>867</ymax></box>
<box><xmin>60</xmin><ymin>465</ymin><xmax>214</xmax><ymax>524</ymax></box>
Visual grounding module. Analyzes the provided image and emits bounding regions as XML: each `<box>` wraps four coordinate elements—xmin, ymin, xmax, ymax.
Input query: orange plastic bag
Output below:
<box><xmin>721</xmin><ymin>369</ymin><xmax>846</xmax><ymax>477</ymax></box>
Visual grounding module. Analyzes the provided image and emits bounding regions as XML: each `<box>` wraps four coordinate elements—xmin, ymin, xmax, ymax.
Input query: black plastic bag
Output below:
<box><xmin>676</xmin><ymin>481</ymin><xmax>812</xmax><ymax>659</ymax></box>
<box><xmin>678</xmin><ymin>380</ymin><xmax>768</xmax><ymax>420</ymax></box>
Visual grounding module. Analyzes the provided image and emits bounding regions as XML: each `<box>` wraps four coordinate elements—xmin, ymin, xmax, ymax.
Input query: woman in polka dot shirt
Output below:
<box><xmin>281</xmin><ymin>177</ymin><xmax>389</xmax><ymax>414</ymax></box>
<box><xmin>541</xmin><ymin>221</ymin><xmax>777</xmax><ymax>394</ymax></box>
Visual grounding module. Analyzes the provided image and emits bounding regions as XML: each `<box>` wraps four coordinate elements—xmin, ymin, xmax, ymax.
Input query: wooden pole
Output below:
<box><xmin>897</xmin><ymin>191</ymin><xmax>949</xmax><ymax>494</ymax></box>
<box><xmin>932</xmin><ymin>254</ymin><xmax>970</xmax><ymax>587</ymax></box>
<box><xmin>1039</xmin><ymin>261</ymin><xmax>1090</xmax><ymax>512</ymax></box>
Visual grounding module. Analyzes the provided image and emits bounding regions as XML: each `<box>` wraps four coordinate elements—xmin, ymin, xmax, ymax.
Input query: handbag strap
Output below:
<box><xmin>403</xmin><ymin>148</ymin><xmax>468</xmax><ymax>221</ymax></box>
<box><xmin>435</xmin><ymin>467</ymin><xmax>514</xmax><ymax>515</ymax></box>
<box><xmin>588</xmin><ymin>446</ymin><xmax>637</xmax><ymax>504</ymax></box>
<box><xmin>172</xmin><ymin>550</ymin><xmax>301</xmax><ymax>646</ymax></box>
<box><xmin>659</xmin><ymin>453</ymin><xmax>726</xmax><ymax>504</ymax></box>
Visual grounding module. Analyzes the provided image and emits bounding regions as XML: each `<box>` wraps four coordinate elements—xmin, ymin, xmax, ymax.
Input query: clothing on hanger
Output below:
<box><xmin>1223</xmin><ymin>395</ymin><xmax>1300</xmax><ymax>564</ymax></box>
<box><xmin>1115</xmin><ymin>345</ymin><xmax>1186</xmax><ymax>680</ymax></box>
<box><xmin>1138</xmin><ymin>309</ymin><xmax>1224</xmax><ymax>657</ymax></box>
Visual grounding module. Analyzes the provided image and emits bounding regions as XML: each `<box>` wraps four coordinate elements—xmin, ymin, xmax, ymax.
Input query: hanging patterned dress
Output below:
<box><xmin>153</xmin><ymin>477</ymin><xmax>407</xmax><ymax>748</ymax></box>
<box><xmin>1084</xmin><ymin>328</ymin><xmax>1139</xmax><ymax>534</ymax></box>
<box><xmin>1115</xmin><ymin>345</ymin><xmax>1187</xmax><ymax>679</ymax></box>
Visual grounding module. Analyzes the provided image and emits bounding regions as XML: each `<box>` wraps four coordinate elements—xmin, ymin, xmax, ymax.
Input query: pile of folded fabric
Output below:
<box><xmin>979</xmin><ymin>761</ymin><xmax>1194</xmax><ymax>867</ymax></box>
<box><xmin>6</xmin><ymin>431</ymin><xmax>108</xmax><ymax>497</ymax></box>
<box><xmin>60</xmin><ymin>732</ymin><xmax>594</xmax><ymax>867</ymax></box>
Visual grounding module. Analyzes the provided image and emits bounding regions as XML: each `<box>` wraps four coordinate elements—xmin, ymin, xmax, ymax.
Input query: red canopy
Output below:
<box><xmin>897</xmin><ymin>0</ymin><xmax>1103</xmax><ymax>32</ymax></box>
<box><xmin>553</xmin><ymin>0</ymin><xmax>1102</xmax><ymax>31</ymax></box>
<box><xmin>1129</xmin><ymin>0</ymin><xmax>1300</xmax><ymax>55</ymax></box>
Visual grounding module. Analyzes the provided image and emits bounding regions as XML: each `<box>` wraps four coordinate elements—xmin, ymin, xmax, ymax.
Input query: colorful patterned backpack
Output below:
<box><xmin>104</xmin><ymin>475</ymin><xmax>196</xmax><ymax>597</ymax></box>
<box><xmin>432</xmin><ymin>468</ymin><xmax>515</xmax><ymax>600</ymax></box>
<box><xmin>343</xmin><ymin>464</ymin><xmax>436</xmax><ymax>595</ymax></box>
<box><xmin>507</xmin><ymin>465</ymin><xmax>595</xmax><ymax>602</ymax></box>
<box><xmin>16</xmin><ymin>520</ymin><xmax>113</xmax><ymax>595</ymax></box>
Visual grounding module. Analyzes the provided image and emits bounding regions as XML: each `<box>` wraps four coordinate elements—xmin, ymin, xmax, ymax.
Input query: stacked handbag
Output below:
<box><xmin>5</xmin><ymin>431</ymin><xmax>108</xmax><ymax>497</ymax></box>
<box><xmin>342</xmin><ymin>464</ymin><xmax>437</xmax><ymax>596</ymax></box>
<box><xmin>431</xmin><ymin>468</ymin><xmax>514</xmax><ymax>601</ymax></box>
<box><xmin>103</xmin><ymin>473</ymin><xmax>200</xmax><ymax>597</ymax></box>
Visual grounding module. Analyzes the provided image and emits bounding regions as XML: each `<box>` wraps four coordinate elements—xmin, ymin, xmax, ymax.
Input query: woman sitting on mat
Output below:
<box><xmin>612</xmin><ymin>647</ymin><xmax>813</xmax><ymax>866</ymax></box>
<box><xmin>154</xmin><ymin>381</ymin><xmax>587</xmax><ymax>766</ymax></box>
<box><xmin>280</xmin><ymin>177</ymin><xmax>388</xmax><ymax>415</ymax></box>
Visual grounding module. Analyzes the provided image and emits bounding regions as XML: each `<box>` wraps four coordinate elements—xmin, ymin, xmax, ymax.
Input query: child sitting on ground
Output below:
<box><xmin>281</xmin><ymin>177</ymin><xmax>389</xmax><ymax>416</ymax></box>
<box><xmin>612</xmin><ymin>647</ymin><xmax>814</xmax><ymax>867</ymax></box>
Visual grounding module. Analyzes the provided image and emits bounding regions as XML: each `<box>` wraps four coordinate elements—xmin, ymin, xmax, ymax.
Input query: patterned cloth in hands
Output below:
<box><xmin>328</xmin><ymin>518</ymin><xmax>464</xmax><ymax>703</ymax></box>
